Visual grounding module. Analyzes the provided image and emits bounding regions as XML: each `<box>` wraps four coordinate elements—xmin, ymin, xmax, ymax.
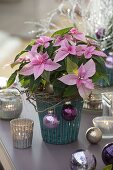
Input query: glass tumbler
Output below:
<box><xmin>10</xmin><ymin>118</ymin><xmax>34</xmax><ymax>149</ymax></box>
<box><xmin>0</xmin><ymin>88</ymin><xmax>23</xmax><ymax>119</ymax></box>
<box><xmin>93</xmin><ymin>116</ymin><xmax>113</xmax><ymax>139</ymax></box>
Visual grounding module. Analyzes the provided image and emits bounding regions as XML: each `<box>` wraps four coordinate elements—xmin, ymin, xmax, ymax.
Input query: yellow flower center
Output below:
<box><xmin>73</xmin><ymin>68</ymin><xmax>78</xmax><ymax>76</ymax></box>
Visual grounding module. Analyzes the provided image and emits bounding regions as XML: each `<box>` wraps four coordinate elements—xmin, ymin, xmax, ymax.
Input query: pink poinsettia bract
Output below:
<box><xmin>19</xmin><ymin>52</ymin><xmax>61</xmax><ymax>79</ymax></box>
<box><xmin>58</xmin><ymin>59</ymin><xmax>96</xmax><ymax>98</ymax></box>
<box><xmin>54</xmin><ymin>40</ymin><xmax>76</xmax><ymax>62</ymax></box>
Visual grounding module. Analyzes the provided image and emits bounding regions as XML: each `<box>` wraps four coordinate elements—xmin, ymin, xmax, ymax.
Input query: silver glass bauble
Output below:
<box><xmin>70</xmin><ymin>149</ymin><xmax>96</xmax><ymax>170</ymax></box>
<box><xmin>0</xmin><ymin>88</ymin><xmax>23</xmax><ymax>120</ymax></box>
<box><xmin>86</xmin><ymin>127</ymin><xmax>102</xmax><ymax>144</ymax></box>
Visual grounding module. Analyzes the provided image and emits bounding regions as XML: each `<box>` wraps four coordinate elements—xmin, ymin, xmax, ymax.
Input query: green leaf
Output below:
<box><xmin>41</xmin><ymin>71</ymin><xmax>50</xmax><ymax>81</ymax></box>
<box><xmin>28</xmin><ymin>39</ymin><xmax>35</xmax><ymax>46</ymax></box>
<box><xmin>31</xmin><ymin>77</ymin><xmax>41</xmax><ymax>92</ymax></box>
<box><xmin>14</xmin><ymin>41</ymin><xmax>34</xmax><ymax>62</ymax></box>
<box><xmin>76</xmin><ymin>55</ymin><xmax>87</xmax><ymax>66</ymax></box>
<box><xmin>92</xmin><ymin>57</ymin><xmax>105</xmax><ymax>65</ymax></box>
<box><xmin>51</xmin><ymin>27</ymin><xmax>73</xmax><ymax>37</ymax></box>
<box><xmin>102</xmin><ymin>164</ymin><xmax>112</xmax><ymax>170</ymax></box>
<box><xmin>93</xmin><ymin>72</ymin><xmax>109</xmax><ymax>85</ymax></box>
<box><xmin>11</xmin><ymin>62</ymin><xmax>19</xmax><ymax>68</ymax></box>
<box><xmin>63</xmin><ymin>86</ymin><xmax>77</xmax><ymax>97</ymax></box>
<box><xmin>45</xmin><ymin>42</ymin><xmax>59</xmax><ymax>59</ymax></box>
<box><xmin>53</xmin><ymin>80</ymin><xmax>66</xmax><ymax>96</ymax></box>
<box><xmin>14</xmin><ymin>50</ymin><xmax>27</xmax><ymax>63</ymax></box>
<box><xmin>92</xmin><ymin>72</ymin><xmax>100</xmax><ymax>83</ymax></box>
<box><xmin>7</xmin><ymin>71</ymin><xmax>17</xmax><ymax>87</ymax></box>
<box><xmin>19</xmin><ymin>74</ymin><xmax>41</xmax><ymax>92</ymax></box>
<box><xmin>25</xmin><ymin>44</ymin><xmax>32</xmax><ymax>51</ymax></box>
<box><xmin>86</xmin><ymin>35</ymin><xmax>97</xmax><ymax>41</ymax></box>
<box><xmin>101</xmin><ymin>74</ymin><xmax>110</xmax><ymax>85</ymax></box>
<box><xmin>19</xmin><ymin>75</ymin><xmax>31</xmax><ymax>88</ymax></box>
<box><xmin>67</xmin><ymin>57</ymin><xmax>78</xmax><ymax>73</ymax></box>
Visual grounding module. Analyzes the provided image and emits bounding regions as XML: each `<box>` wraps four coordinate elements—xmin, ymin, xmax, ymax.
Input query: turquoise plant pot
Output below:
<box><xmin>36</xmin><ymin>96</ymin><xmax>83</xmax><ymax>144</ymax></box>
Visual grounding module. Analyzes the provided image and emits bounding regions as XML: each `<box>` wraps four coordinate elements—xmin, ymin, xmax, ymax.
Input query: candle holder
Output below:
<box><xmin>0</xmin><ymin>89</ymin><xmax>23</xmax><ymax>119</ymax></box>
<box><xmin>10</xmin><ymin>118</ymin><xmax>34</xmax><ymax>149</ymax></box>
<box><xmin>83</xmin><ymin>93</ymin><xmax>102</xmax><ymax>110</ymax></box>
<box><xmin>102</xmin><ymin>92</ymin><xmax>113</xmax><ymax>116</ymax></box>
<box><xmin>93</xmin><ymin>116</ymin><xmax>113</xmax><ymax>139</ymax></box>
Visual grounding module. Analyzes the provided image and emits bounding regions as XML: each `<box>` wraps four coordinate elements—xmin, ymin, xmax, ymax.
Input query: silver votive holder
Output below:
<box><xmin>10</xmin><ymin>118</ymin><xmax>34</xmax><ymax>149</ymax></box>
<box><xmin>0</xmin><ymin>88</ymin><xmax>23</xmax><ymax>119</ymax></box>
<box><xmin>83</xmin><ymin>93</ymin><xmax>102</xmax><ymax>110</ymax></box>
<box><xmin>93</xmin><ymin>116</ymin><xmax>113</xmax><ymax>139</ymax></box>
<box><xmin>102</xmin><ymin>92</ymin><xmax>113</xmax><ymax>116</ymax></box>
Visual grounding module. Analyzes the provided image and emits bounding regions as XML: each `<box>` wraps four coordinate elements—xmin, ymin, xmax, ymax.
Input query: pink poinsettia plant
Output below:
<box><xmin>7</xmin><ymin>27</ymin><xmax>108</xmax><ymax>99</ymax></box>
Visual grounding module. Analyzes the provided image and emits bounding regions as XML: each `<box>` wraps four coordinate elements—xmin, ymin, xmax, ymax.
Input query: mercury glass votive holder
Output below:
<box><xmin>10</xmin><ymin>118</ymin><xmax>34</xmax><ymax>149</ymax></box>
<box><xmin>93</xmin><ymin>116</ymin><xmax>113</xmax><ymax>139</ymax></box>
<box><xmin>83</xmin><ymin>93</ymin><xmax>102</xmax><ymax>110</ymax></box>
<box><xmin>0</xmin><ymin>89</ymin><xmax>23</xmax><ymax>120</ymax></box>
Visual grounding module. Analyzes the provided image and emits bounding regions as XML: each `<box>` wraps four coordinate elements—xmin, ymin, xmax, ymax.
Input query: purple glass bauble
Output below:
<box><xmin>95</xmin><ymin>28</ymin><xmax>105</xmax><ymax>39</ymax></box>
<box><xmin>70</xmin><ymin>149</ymin><xmax>96</xmax><ymax>170</ymax></box>
<box><xmin>62</xmin><ymin>101</ymin><xmax>77</xmax><ymax>121</ymax></box>
<box><xmin>43</xmin><ymin>112</ymin><xmax>59</xmax><ymax>129</ymax></box>
<box><xmin>102</xmin><ymin>143</ymin><xmax>113</xmax><ymax>165</ymax></box>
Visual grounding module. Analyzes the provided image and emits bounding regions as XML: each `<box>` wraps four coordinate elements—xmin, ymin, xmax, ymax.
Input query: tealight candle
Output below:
<box><xmin>10</xmin><ymin>118</ymin><xmax>34</xmax><ymax>149</ymax></box>
<box><xmin>93</xmin><ymin>116</ymin><xmax>113</xmax><ymax>139</ymax></box>
<box><xmin>4</xmin><ymin>104</ymin><xmax>17</xmax><ymax>111</ymax></box>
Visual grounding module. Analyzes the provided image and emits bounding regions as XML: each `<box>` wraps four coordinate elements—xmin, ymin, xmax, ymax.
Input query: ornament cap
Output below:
<box><xmin>65</xmin><ymin>101</ymin><xmax>71</xmax><ymax>105</ymax></box>
<box><xmin>48</xmin><ymin>109</ymin><xmax>54</xmax><ymax>114</ymax></box>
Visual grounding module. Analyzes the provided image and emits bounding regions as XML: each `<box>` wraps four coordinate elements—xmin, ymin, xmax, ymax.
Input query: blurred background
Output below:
<box><xmin>0</xmin><ymin>0</ymin><xmax>113</xmax><ymax>80</ymax></box>
<box><xmin>0</xmin><ymin>0</ymin><xmax>61</xmax><ymax>77</ymax></box>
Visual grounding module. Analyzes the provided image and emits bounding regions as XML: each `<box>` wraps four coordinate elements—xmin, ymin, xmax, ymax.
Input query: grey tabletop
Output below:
<box><xmin>0</xmin><ymin>100</ymin><xmax>112</xmax><ymax>170</ymax></box>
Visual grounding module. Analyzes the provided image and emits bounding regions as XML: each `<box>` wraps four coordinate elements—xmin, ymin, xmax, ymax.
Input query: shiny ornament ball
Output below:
<box><xmin>45</xmin><ymin>83</ymin><xmax>54</xmax><ymax>94</ymax></box>
<box><xmin>102</xmin><ymin>143</ymin><xmax>113</xmax><ymax>165</ymax></box>
<box><xmin>95</xmin><ymin>28</ymin><xmax>105</xmax><ymax>39</ymax></box>
<box><xmin>70</xmin><ymin>149</ymin><xmax>96</xmax><ymax>170</ymax></box>
<box><xmin>43</xmin><ymin>112</ymin><xmax>59</xmax><ymax>129</ymax></box>
<box><xmin>62</xmin><ymin>101</ymin><xmax>77</xmax><ymax>121</ymax></box>
<box><xmin>105</xmin><ymin>56</ymin><xmax>113</xmax><ymax>69</ymax></box>
<box><xmin>86</xmin><ymin>127</ymin><xmax>102</xmax><ymax>144</ymax></box>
